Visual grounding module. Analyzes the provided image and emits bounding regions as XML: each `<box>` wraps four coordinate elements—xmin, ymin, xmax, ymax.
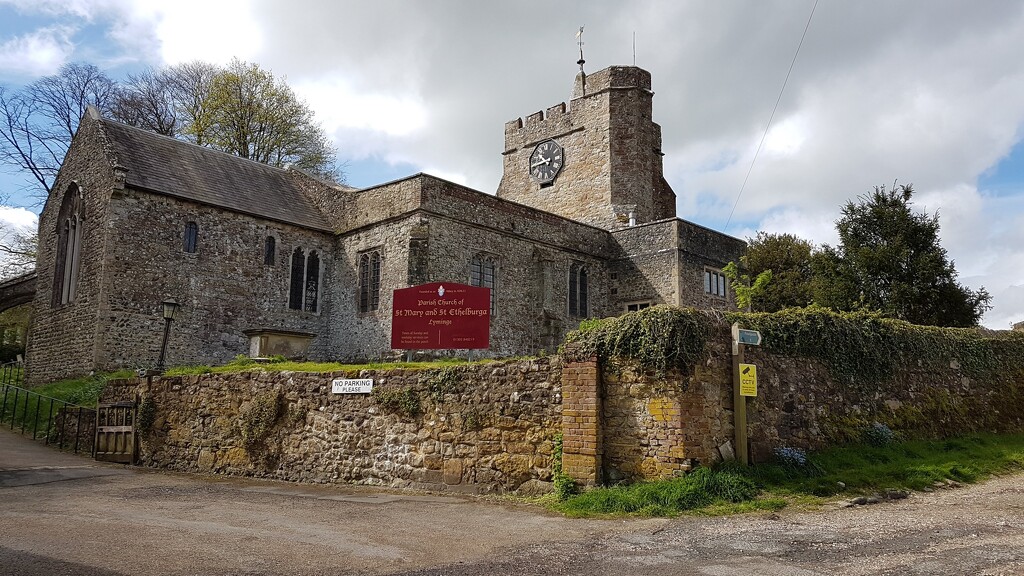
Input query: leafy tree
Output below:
<box><xmin>204</xmin><ymin>59</ymin><xmax>337</xmax><ymax>179</ymax></box>
<box><xmin>812</xmin><ymin>184</ymin><xmax>990</xmax><ymax>327</ymax></box>
<box><xmin>725</xmin><ymin>232</ymin><xmax>815</xmax><ymax>312</ymax></box>
<box><xmin>165</xmin><ymin>60</ymin><xmax>219</xmax><ymax>146</ymax></box>
<box><xmin>0</xmin><ymin>304</ymin><xmax>31</xmax><ymax>362</ymax></box>
<box><xmin>1</xmin><ymin>60</ymin><xmax>342</xmax><ymax>198</ymax></box>
<box><xmin>0</xmin><ymin>63</ymin><xmax>118</xmax><ymax>197</ymax></box>
<box><xmin>722</xmin><ymin>262</ymin><xmax>771</xmax><ymax>312</ymax></box>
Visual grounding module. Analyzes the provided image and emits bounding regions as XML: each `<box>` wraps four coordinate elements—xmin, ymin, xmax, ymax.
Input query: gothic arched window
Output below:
<box><xmin>470</xmin><ymin>253</ymin><xmax>497</xmax><ymax>315</ymax></box>
<box><xmin>568</xmin><ymin>262</ymin><xmax>589</xmax><ymax>317</ymax></box>
<box><xmin>359</xmin><ymin>250</ymin><xmax>381</xmax><ymax>313</ymax></box>
<box><xmin>289</xmin><ymin>247</ymin><xmax>305</xmax><ymax>310</ymax></box>
<box><xmin>52</xmin><ymin>184</ymin><xmax>84</xmax><ymax>307</ymax></box>
<box><xmin>288</xmin><ymin>246</ymin><xmax>321</xmax><ymax>312</ymax></box>
<box><xmin>304</xmin><ymin>250</ymin><xmax>320</xmax><ymax>312</ymax></box>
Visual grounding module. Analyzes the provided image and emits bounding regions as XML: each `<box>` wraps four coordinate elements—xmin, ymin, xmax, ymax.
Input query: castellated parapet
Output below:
<box><xmin>497</xmin><ymin>65</ymin><xmax>676</xmax><ymax>231</ymax></box>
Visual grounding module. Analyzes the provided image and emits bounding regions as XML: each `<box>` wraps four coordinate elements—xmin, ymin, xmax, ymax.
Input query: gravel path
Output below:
<box><xmin>2</xmin><ymin>429</ymin><xmax>1022</xmax><ymax>575</ymax></box>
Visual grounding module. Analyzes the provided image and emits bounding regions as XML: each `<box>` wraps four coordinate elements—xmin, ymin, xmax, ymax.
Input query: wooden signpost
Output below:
<box><xmin>731</xmin><ymin>322</ymin><xmax>762</xmax><ymax>465</ymax></box>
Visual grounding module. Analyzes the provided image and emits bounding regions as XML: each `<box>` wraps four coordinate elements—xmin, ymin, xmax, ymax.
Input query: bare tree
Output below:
<box><xmin>109</xmin><ymin>68</ymin><xmax>178</xmax><ymax>136</ymax></box>
<box><xmin>1</xmin><ymin>60</ymin><xmax>342</xmax><ymax>196</ymax></box>
<box><xmin>0</xmin><ymin>63</ymin><xmax>118</xmax><ymax>199</ymax></box>
<box><xmin>0</xmin><ymin>192</ymin><xmax>37</xmax><ymax>281</ymax></box>
<box><xmin>0</xmin><ymin>224</ymin><xmax>36</xmax><ymax>280</ymax></box>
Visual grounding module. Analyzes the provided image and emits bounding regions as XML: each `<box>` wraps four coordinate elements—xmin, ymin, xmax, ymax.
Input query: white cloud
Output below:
<box><xmin>4</xmin><ymin>1</ymin><xmax>1024</xmax><ymax>328</ymax></box>
<box><xmin>0</xmin><ymin>0</ymin><xmax>95</xmax><ymax>19</ymax></box>
<box><xmin>0</xmin><ymin>206</ymin><xmax>36</xmax><ymax>231</ymax></box>
<box><xmin>292</xmin><ymin>76</ymin><xmax>428</xmax><ymax>139</ymax></box>
<box><xmin>0</xmin><ymin>26</ymin><xmax>74</xmax><ymax>77</ymax></box>
<box><xmin>0</xmin><ymin>206</ymin><xmax>37</xmax><ymax>276</ymax></box>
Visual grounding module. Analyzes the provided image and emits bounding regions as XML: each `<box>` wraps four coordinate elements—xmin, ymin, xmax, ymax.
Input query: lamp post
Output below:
<box><xmin>156</xmin><ymin>298</ymin><xmax>179</xmax><ymax>372</ymax></box>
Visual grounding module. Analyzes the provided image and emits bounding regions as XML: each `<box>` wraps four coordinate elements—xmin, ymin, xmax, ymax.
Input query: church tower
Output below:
<box><xmin>496</xmin><ymin>66</ymin><xmax>677</xmax><ymax>230</ymax></box>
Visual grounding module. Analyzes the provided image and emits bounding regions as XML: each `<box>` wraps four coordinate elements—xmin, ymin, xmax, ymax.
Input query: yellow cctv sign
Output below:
<box><xmin>739</xmin><ymin>363</ymin><xmax>757</xmax><ymax>397</ymax></box>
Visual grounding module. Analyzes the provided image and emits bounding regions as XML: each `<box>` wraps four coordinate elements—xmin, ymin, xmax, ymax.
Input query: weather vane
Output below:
<box><xmin>576</xmin><ymin>26</ymin><xmax>586</xmax><ymax>73</ymax></box>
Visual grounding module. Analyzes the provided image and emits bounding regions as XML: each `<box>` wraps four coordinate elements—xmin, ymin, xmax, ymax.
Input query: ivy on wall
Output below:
<box><xmin>733</xmin><ymin>306</ymin><xmax>1024</xmax><ymax>387</ymax></box>
<box><xmin>563</xmin><ymin>305</ymin><xmax>1024</xmax><ymax>388</ymax></box>
<box><xmin>562</xmin><ymin>305</ymin><xmax>715</xmax><ymax>375</ymax></box>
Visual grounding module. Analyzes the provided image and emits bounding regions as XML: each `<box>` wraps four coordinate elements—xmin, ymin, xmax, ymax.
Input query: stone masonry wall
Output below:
<box><xmin>100</xmin><ymin>190</ymin><xmax>335</xmax><ymax>370</ymax></box>
<box><xmin>676</xmin><ymin>220</ymin><xmax>746</xmax><ymax>311</ymax></box>
<box><xmin>497</xmin><ymin>66</ymin><xmax>670</xmax><ymax>230</ymax></box>
<box><xmin>609</xmin><ymin>219</ymin><xmax>746</xmax><ymax>314</ymax></box>
<box><xmin>426</xmin><ymin>215</ymin><xmax>609</xmax><ymax>356</ymax></box>
<box><xmin>740</xmin><ymin>341</ymin><xmax>1024</xmax><ymax>462</ymax></box>
<box><xmin>609</xmin><ymin>220</ymin><xmax>680</xmax><ymax>310</ymax></box>
<box><xmin>118</xmin><ymin>358</ymin><xmax>562</xmax><ymax>494</ymax></box>
<box><xmin>590</xmin><ymin>322</ymin><xmax>1024</xmax><ymax>479</ymax></box>
<box><xmin>601</xmin><ymin>357</ymin><xmax>732</xmax><ymax>482</ymax></box>
<box><xmin>104</xmin><ymin>319</ymin><xmax>1024</xmax><ymax>490</ymax></box>
<box><xmin>26</xmin><ymin>113</ymin><xmax>117</xmax><ymax>385</ymax></box>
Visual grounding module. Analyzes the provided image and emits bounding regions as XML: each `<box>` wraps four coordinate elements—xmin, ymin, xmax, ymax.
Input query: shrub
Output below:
<box><xmin>551</xmin><ymin>433</ymin><xmax>577</xmax><ymax>500</ymax></box>
<box><xmin>774</xmin><ymin>446</ymin><xmax>809</xmax><ymax>468</ymax></box>
<box><xmin>137</xmin><ymin>396</ymin><xmax>156</xmax><ymax>434</ymax></box>
<box><xmin>239</xmin><ymin>390</ymin><xmax>281</xmax><ymax>448</ymax></box>
<box><xmin>373</xmin><ymin>387</ymin><xmax>421</xmax><ymax>418</ymax></box>
<box><xmin>862</xmin><ymin>422</ymin><xmax>896</xmax><ymax>447</ymax></box>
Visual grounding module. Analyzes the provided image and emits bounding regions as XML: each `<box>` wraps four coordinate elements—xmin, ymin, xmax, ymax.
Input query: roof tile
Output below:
<box><xmin>99</xmin><ymin>118</ymin><xmax>333</xmax><ymax>232</ymax></box>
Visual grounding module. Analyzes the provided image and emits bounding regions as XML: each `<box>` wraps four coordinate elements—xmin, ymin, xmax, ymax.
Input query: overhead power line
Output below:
<box><xmin>724</xmin><ymin>0</ymin><xmax>819</xmax><ymax>232</ymax></box>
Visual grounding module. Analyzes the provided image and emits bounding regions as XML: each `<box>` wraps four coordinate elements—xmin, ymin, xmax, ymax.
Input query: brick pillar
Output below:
<box><xmin>561</xmin><ymin>357</ymin><xmax>602</xmax><ymax>486</ymax></box>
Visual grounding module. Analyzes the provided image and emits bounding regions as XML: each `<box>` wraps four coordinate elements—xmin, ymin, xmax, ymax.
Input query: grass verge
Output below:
<box><xmin>739</xmin><ymin>433</ymin><xmax>1024</xmax><ymax>497</ymax></box>
<box><xmin>552</xmin><ymin>433</ymin><xmax>1024</xmax><ymax>518</ymax></box>
<box><xmin>1</xmin><ymin>370</ymin><xmax>134</xmax><ymax>436</ymax></box>
<box><xmin>163</xmin><ymin>354</ymin><xmax>515</xmax><ymax>377</ymax></box>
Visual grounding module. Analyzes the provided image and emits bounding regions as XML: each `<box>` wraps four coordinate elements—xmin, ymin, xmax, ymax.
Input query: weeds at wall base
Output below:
<box><xmin>549</xmin><ymin>432</ymin><xmax>1024</xmax><ymax>518</ymax></box>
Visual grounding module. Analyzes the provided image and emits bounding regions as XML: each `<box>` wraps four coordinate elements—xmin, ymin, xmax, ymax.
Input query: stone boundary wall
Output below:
<box><xmin>102</xmin><ymin>323</ymin><xmax>1024</xmax><ymax>490</ymax></box>
<box><xmin>107</xmin><ymin>359</ymin><xmax>562</xmax><ymax>494</ymax></box>
<box><xmin>569</xmin><ymin>323</ymin><xmax>1024</xmax><ymax>482</ymax></box>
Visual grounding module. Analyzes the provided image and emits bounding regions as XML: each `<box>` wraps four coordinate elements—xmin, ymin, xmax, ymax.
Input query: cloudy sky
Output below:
<box><xmin>1</xmin><ymin>0</ymin><xmax>1023</xmax><ymax>328</ymax></box>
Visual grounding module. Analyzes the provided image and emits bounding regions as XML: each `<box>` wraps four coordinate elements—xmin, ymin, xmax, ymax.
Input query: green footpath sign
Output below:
<box><xmin>737</xmin><ymin>329</ymin><xmax>762</xmax><ymax>346</ymax></box>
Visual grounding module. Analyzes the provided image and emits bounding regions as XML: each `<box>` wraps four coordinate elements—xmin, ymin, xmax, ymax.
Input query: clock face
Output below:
<box><xmin>529</xmin><ymin>140</ymin><xmax>564</xmax><ymax>184</ymax></box>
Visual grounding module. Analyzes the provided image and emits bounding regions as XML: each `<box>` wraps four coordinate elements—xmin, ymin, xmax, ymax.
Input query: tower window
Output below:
<box><xmin>705</xmin><ymin>268</ymin><xmax>727</xmax><ymax>298</ymax></box>
<box><xmin>359</xmin><ymin>250</ymin><xmax>381</xmax><ymax>313</ymax></box>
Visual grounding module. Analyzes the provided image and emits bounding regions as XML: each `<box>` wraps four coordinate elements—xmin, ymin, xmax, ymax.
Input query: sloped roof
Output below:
<box><xmin>96</xmin><ymin>114</ymin><xmax>333</xmax><ymax>232</ymax></box>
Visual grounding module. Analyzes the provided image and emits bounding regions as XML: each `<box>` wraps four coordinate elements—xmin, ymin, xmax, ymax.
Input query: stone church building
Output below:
<box><xmin>25</xmin><ymin>65</ymin><xmax>744</xmax><ymax>384</ymax></box>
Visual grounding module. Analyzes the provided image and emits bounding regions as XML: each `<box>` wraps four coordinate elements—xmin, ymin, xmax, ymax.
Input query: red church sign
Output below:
<box><xmin>390</xmin><ymin>282</ymin><xmax>490</xmax><ymax>350</ymax></box>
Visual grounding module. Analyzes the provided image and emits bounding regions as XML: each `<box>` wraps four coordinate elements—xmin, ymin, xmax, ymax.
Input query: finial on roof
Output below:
<box><xmin>575</xmin><ymin>26</ymin><xmax>587</xmax><ymax>96</ymax></box>
<box><xmin>576</xmin><ymin>26</ymin><xmax>586</xmax><ymax>73</ymax></box>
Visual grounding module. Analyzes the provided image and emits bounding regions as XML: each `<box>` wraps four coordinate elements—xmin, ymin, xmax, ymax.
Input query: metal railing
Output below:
<box><xmin>1</xmin><ymin>360</ymin><xmax>21</xmax><ymax>386</ymax></box>
<box><xmin>0</xmin><ymin>362</ymin><xmax>96</xmax><ymax>455</ymax></box>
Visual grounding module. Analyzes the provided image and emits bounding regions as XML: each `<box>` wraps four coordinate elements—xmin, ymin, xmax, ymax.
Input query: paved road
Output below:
<box><xmin>2</xmin><ymin>428</ymin><xmax>1023</xmax><ymax>575</ymax></box>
